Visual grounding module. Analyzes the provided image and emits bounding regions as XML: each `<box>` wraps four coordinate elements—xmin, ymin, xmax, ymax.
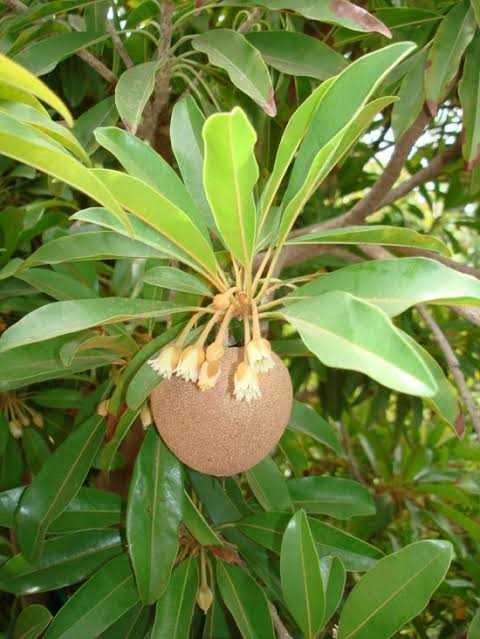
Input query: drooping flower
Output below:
<box><xmin>9</xmin><ymin>419</ymin><xmax>23</xmax><ymax>439</ymax></box>
<box><xmin>247</xmin><ymin>337</ymin><xmax>275</xmax><ymax>373</ymax></box>
<box><xmin>149</xmin><ymin>345</ymin><xmax>181</xmax><ymax>379</ymax></box>
<box><xmin>234</xmin><ymin>361</ymin><xmax>261</xmax><ymax>402</ymax></box>
<box><xmin>206</xmin><ymin>341</ymin><xmax>224</xmax><ymax>363</ymax></box>
<box><xmin>198</xmin><ymin>360</ymin><xmax>221</xmax><ymax>391</ymax></box>
<box><xmin>176</xmin><ymin>345</ymin><xmax>205</xmax><ymax>382</ymax></box>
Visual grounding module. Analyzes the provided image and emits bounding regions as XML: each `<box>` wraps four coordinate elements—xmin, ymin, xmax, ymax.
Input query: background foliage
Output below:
<box><xmin>0</xmin><ymin>0</ymin><xmax>480</xmax><ymax>637</ymax></box>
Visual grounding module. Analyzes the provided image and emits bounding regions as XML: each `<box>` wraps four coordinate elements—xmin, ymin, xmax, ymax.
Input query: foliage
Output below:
<box><xmin>0</xmin><ymin>0</ymin><xmax>479</xmax><ymax>637</ymax></box>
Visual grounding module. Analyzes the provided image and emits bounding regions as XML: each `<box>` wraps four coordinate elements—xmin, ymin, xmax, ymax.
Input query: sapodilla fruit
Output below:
<box><xmin>150</xmin><ymin>347</ymin><xmax>292</xmax><ymax>476</ymax></box>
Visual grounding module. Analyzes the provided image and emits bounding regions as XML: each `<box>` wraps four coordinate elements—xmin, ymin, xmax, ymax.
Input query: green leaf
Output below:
<box><xmin>425</xmin><ymin>1</ymin><xmax>476</xmax><ymax>115</ymax></box>
<box><xmin>0</xmin><ymin>100</ymin><xmax>89</xmax><ymax>163</ymax></box>
<box><xmin>99</xmin><ymin>604</ymin><xmax>150</xmax><ymax>639</ymax></box>
<box><xmin>143</xmin><ymin>266</ymin><xmax>211</xmax><ymax>296</ymax></box>
<box><xmin>472</xmin><ymin>0</ymin><xmax>480</xmax><ymax>25</ymax></box>
<box><xmin>245</xmin><ymin>457</ymin><xmax>293</xmax><ymax>512</ymax></box>
<box><xmin>95</xmin><ymin>126</ymin><xmax>208</xmax><ymax>236</ymax></box>
<box><xmin>96</xmin><ymin>408</ymin><xmax>140</xmax><ymax>472</ymax></box>
<box><xmin>392</xmin><ymin>48</ymin><xmax>427</xmax><ymax>139</ymax></box>
<box><xmin>45</xmin><ymin>554</ymin><xmax>140</xmax><ymax>639</ymax></box>
<box><xmin>14</xmin><ymin>604</ymin><xmax>52</xmax><ymax>639</ymax></box>
<box><xmin>192</xmin><ymin>30</ymin><xmax>275</xmax><ymax>115</ymax></box>
<box><xmin>17</xmin><ymin>268</ymin><xmax>97</xmax><ymax>301</ymax></box>
<box><xmin>92</xmin><ymin>169</ymin><xmax>219</xmax><ymax>280</ymax></box>
<box><xmin>0</xmin><ymin>112</ymin><xmax>128</xmax><ymax>228</ymax></box>
<box><xmin>188</xmin><ymin>470</ymin><xmax>243</xmax><ymax>524</ymax></box>
<box><xmin>22</xmin><ymin>428</ymin><xmax>50</xmax><ymax>475</ymax></box>
<box><xmin>170</xmin><ymin>96</ymin><xmax>213</xmax><ymax>227</ymax></box>
<box><xmin>15</xmin><ymin>416</ymin><xmax>106</xmax><ymax>562</ymax></box>
<box><xmin>127</xmin><ymin>428</ymin><xmax>184</xmax><ymax>604</ymax></box>
<box><xmin>27</xmin><ymin>231</ymin><xmax>166</xmax><ymax>266</ymax></box>
<box><xmin>0</xmin><ymin>52</ymin><xmax>73</xmax><ymax>125</ymax></box>
<box><xmin>288</xmin><ymin>225</ymin><xmax>449</xmax><ymax>256</ymax></box>
<box><xmin>280</xmin><ymin>510</ymin><xmax>325</xmax><ymax>638</ymax></box>
<box><xmin>321</xmin><ymin>556</ymin><xmax>346</xmax><ymax>626</ymax></box>
<box><xmin>288</xmin><ymin>476</ymin><xmax>375</xmax><ymax>519</ymax></box>
<box><xmin>0</xmin><ymin>529</ymin><xmax>121</xmax><ymax>595</ymax></box>
<box><xmin>202</xmin><ymin>107</ymin><xmax>258</xmax><ymax>267</ymax></box>
<box><xmin>74</xmin><ymin>97</ymin><xmax>117</xmax><ymax>155</ymax></box>
<box><xmin>246</xmin><ymin>31</ymin><xmax>346</xmax><ymax>80</ymax></box>
<box><xmin>115</xmin><ymin>62</ymin><xmax>158</xmax><ymax>133</ymax></box>
<box><xmin>14</xmin><ymin>32</ymin><xmax>105</xmax><ymax>76</ymax></box>
<box><xmin>182</xmin><ymin>490</ymin><xmax>223</xmax><ymax>546</ymax></box>
<box><xmin>469</xmin><ymin>609</ymin><xmax>480</xmax><ymax>639</ymax></box>
<box><xmin>281</xmin><ymin>292</ymin><xmax>437</xmax><ymax>398</ymax></box>
<box><xmin>459</xmin><ymin>33</ymin><xmax>480</xmax><ymax>169</ymax></box>
<box><xmin>288</xmin><ymin>400</ymin><xmax>341</xmax><ymax>454</ymax></box>
<box><xmin>295</xmin><ymin>257</ymin><xmax>480</xmax><ymax>316</ymax></box>
<box><xmin>337</xmin><ymin>540</ymin><xmax>453</xmax><ymax>639</ymax></box>
<box><xmin>286</xmin><ymin>42</ymin><xmax>415</xmax><ymax>201</ymax></box>
<box><xmin>216</xmin><ymin>561</ymin><xmax>275</xmax><ymax>639</ymax></box>
<box><xmin>0</xmin><ymin>298</ymin><xmax>187</xmax><ymax>352</ymax></box>
<box><xmin>151</xmin><ymin>557</ymin><xmax>199</xmax><ymax>638</ymax></box>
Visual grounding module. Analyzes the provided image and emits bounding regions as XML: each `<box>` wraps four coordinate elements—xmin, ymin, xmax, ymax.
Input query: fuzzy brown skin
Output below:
<box><xmin>150</xmin><ymin>347</ymin><xmax>293</xmax><ymax>476</ymax></box>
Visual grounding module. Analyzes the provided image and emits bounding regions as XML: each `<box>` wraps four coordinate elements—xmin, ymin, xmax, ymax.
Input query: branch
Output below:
<box><xmin>3</xmin><ymin>0</ymin><xmax>117</xmax><ymax>83</ymax></box>
<box><xmin>417</xmin><ymin>304</ymin><xmax>480</xmax><ymax>440</ymax></box>
<box><xmin>268</xmin><ymin>602</ymin><xmax>293</xmax><ymax>639</ymax></box>
<box><xmin>107</xmin><ymin>23</ymin><xmax>134</xmax><ymax>69</ymax></box>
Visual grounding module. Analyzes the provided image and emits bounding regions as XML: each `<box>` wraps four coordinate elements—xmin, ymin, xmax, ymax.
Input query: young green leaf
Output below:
<box><xmin>202</xmin><ymin>107</ymin><xmax>258</xmax><ymax>267</ymax></box>
<box><xmin>246</xmin><ymin>457</ymin><xmax>293</xmax><ymax>512</ymax></box>
<box><xmin>115</xmin><ymin>62</ymin><xmax>158</xmax><ymax>133</ymax></box>
<box><xmin>281</xmin><ymin>292</ymin><xmax>438</xmax><ymax>398</ymax></box>
<box><xmin>15</xmin><ymin>416</ymin><xmax>106</xmax><ymax>562</ymax></box>
<box><xmin>459</xmin><ymin>33</ymin><xmax>480</xmax><ymax>169</ymax></box>
<box><xmin>216</xmin><ymin>561</ymin><xmax>275</xmax><ymax>639</ymax></box>
<box><xmin>127</xmin><ymin>428</ymin><xmax>183</xmax><ymax>604</ymax></box>
<box><xmin>45</xmin><ymin>554</ymin><xmax>140</xmax><ymax>639</ymax></box>
<box><xmin>193</xmin><ymin>29</ymin><xmax>276</xmax><ymax>116</ymax></box>
<box><xmin>14</xmin><ymin>604</ymin><xmax>52</xmax><ymax>639</ymax></box>
<box><xmin>151</xmin><ymin>557</ymin><xmax>199</xmax><ymax>638</ymax></box>
<box><xmin>280</xmin><ymin>510</ymin><xmax>325</xmax><ymax>638</ymax></box>
<box><xmin>288</xmin><ymin>477</ymin><xmax>375</xmax><ymax>519</ymax></box>
<box><xmin>294</xmin><ymin>257</ymin><xmax>480</xmax><ymax>317</ymax></box>
<box><xmin>425</xmin><ymin>1</ymin><xmax>476</xmax><ymax>115</ymax></box>
<box><xmin>337</xmin><ymin>540</ymin><xmax>453</xmax><ymax>639</ymax></box>
<box><xmin>288</xmin><ymin>400</ymin><xmax>341</xmax><ymax>455</ymax></box>
<box><xmin>0</xmin><ymin>53</ymin><xmax>72</xmax><ymax>125</ymax></box>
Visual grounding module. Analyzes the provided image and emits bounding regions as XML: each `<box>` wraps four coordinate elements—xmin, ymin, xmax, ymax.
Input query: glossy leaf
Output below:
<box><xmin>216</xmin><ymin>561</ymin><xmax>275</xmax><ymax>639</ymax></box>
<box><xmin>246</xmin><ymin>31</ymin><xmax>346</xmax><ymax>80</ymax></box>
<box><xmin>246</xmin><ymin>457</ymin><xmax>293</xmax><ymax>512</ymax></box>
<box><xmin>321</xmin><ymin>556</ymin><xmax>346</xmax><ymax>626</ymax></box>
<box><xmin>288</xmin><ymin>476</ymin><xmax>375</xmax><ymax>519</ymax></box>
<box><xmin>45</xmin><ymin>554</ymin><xmax>140</xmax><ymax>639</ymax></box>
<box><xmin>337</xmin><ymin>540</ymin><xmax>453</xmax><ymax>639</ymax></box>
<box><xmin>92</xmin><ymin>169</ymin><xmax>219</xmax><ymax>279</ymax></box>
<box><xmin>127</xmin><ymin>427</ymin><xmax>184</xmax><ymax>604</ymax></box>
<box><xmin>17</xmin><ymin>268</ymin><xmax>97</xmax><ymax>301</ymax></box>
<box><xmin>95</xmin><ymin>126</ymin><xmax>207</xmax><ymax>235</ymax></box>
<box><xmin>459</xmin><ymin>33</ymin><xmax>480</xmax><ymax>169</ymax></box>
<box><xmin>0</xmin><ymin>298</ymin><xmax>187</xmax><ymax>352</ymax></box>
<box><xmin>14</xmin><ymin>604</ymin><xmax>52</xmax><ymax>639</ymax></box>
<box><xmin>15</xmin><ymin>416</ymin><xmax>106</xmax><ymax>562</ymax></box>
<box><xmin>0</xmin><ymin>53</ymin><xmax>72</xmax><ymax>125</ymax></box>
<box><xmin>192</xmin><ymin>30</ymin><xmax>275</xmax><ymax>115</ymax></box>
<box><xmin>143</xmin><ymin>266</ymin><xmax>211</xmax><ymax>296</ymax></box>
<box><xmin>99</xmin><ymin>604</ymin><xmax>150</xmax><ymax>639</ymax></box>
<box><xmin>294</xmin><ymin>257</ymin><xmax>480</xmax><ymax>316</ymax></box>
<box><xmin>0</xmin><ymin>529</ymin><xmax>121</xmax><ymax>595</ymax></box>
<box><xmin>280</xmin><ymin>510</ymin><xmax>325</xmax><ymax>638</ymax></box>
<box><xmin>288</xmin><ymin>400</ymin><xmax>341</xmax><ymax>454</ymax></box>
<box><xmin>202</xmin><ymin>107</ymin><xmax>258</xmax><ymax>266</ymax></box>
<box><xmin>170</xmin><ymin>96</ymin><xmax>213</xmax><ymax>227</ymax></box>
<box><xmin>281</xmin><ymin>292</ymin><xmax>437</xmax><ymax>398</ymax></box>
<box><xmin>151</xmin><ymin>557</ymin><xmax>199</xmax><ymax>638</ymax></box>
<box><xmin>115</xmin><ymin>62</ymin><xmax>158</xmax><ymax>133</ymax></box>
<box><xmin>425</xmin><ymin>1</ymin><xmax>476</xmax><ymax>115</ymax></box>
<box><xmin>183</xmin><ymin>490</ymin><xmax>223</xmax><ymax>546</ymax></box>
<box><xmin>289</xmin><ymin>225</ymin><xmax>449</xmax><ymax>256</ymax></box>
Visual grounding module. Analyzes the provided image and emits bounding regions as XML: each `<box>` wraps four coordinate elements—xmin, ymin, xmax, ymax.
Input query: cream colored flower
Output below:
<box><xmin>176</xmin><ymin>345</ymin><xmax>205</xmax><ymax>382</ymax></box>
<box><xmin>206</xmin><ymin>341</ymin><xmax>224</xmax><ymax>363</ymax></box>
<box><xmin>198</xmin><ymin>360</ymin><xmax>221</xmax><ymax>391</ymax></box>
<box><xmin>149</xmin><ymin>345</ymin><xmax>181</xmax><ymax>379</ymax></box>
<box><xmin>9</xmin><ymin>419</ymin><xmax>23</xmax><ymax>439</ymax></box>
<box><xmin>247</xmin><ymin>337</ymin><xmax>275</xmax><ymax>373</ymax></box>
<box><xmin>234</xmin><ymin>362</ymin><xmax>261</xmax><ymax>402</ymax></box>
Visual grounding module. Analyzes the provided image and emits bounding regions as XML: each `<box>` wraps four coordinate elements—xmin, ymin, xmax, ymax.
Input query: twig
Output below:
<box><xmin>268</xmin><ymin>602</ymin><xmax>293</xmax><ymax>639</ymax></box>
<box><xmin>3</xmin><ymin>0</ymin><xmax>117</xmax><ymax>83</ymax></box>
<box><xmin>417</xmin><ymin>304</ymin><xmax>480</xmax><ymax>440</ymax></box>
<box><xmin>107</xmin><ymin>23</ymin><xmax>134</xmax><ymax>69</ymax></box>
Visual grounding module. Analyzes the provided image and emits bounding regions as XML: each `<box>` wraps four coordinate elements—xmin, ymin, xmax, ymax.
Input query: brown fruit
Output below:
<box><xmin>150</xmin><ymin>347</ymin><xmax>292</xmax><ymax>476</ymax></box>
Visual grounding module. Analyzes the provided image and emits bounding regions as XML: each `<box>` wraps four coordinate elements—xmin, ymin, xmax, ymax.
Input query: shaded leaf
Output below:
<box><xmin>459</xmin><ymin>33</ymin><xmax>480</xmax><ymax>169</ymax></box>
<box><xmin>321</xmin><ymin>556</ymin><xmax>346</xmax><ymax>626</ymax></box>
<box><xmin>288</xmin><ymin>400</ymin><xmax>341</xmax><ymax>454</ymax></box>
<box><xmin>245</xmin><ymin>457</ymin><xmax>293</xmax><ymax>512</ymax></box>
<box><xmin>14</xmin><ymin>604</ymin><xmax>52</xmax><ymax>639</ymax></box>
<box><xmin>288</xmin><ymin>476</ymin><xmax>375</xmax><ymax>519</ymax></box>
<box><xmin>115</xmin><ymin>62</ymin><xmax>158</xmax><ymax>133</ymax></box>
<box><xmin>183</xmin><ymin>490</ymin><xmax>223</xmax><ymax>546</ymax></box>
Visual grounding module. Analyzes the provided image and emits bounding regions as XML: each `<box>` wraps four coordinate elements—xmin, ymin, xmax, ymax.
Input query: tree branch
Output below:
<box><xmin>417</xmin><ymin>304</ymin><xmax>480</xmax><ymax>440</ymax></box>
<box><xmin>107</xmin><ymin>23</ymin><xmax>134</xmax><ymax>69</ymax></box>
<box><xmin>268</xmin><ymin>602</ymin><xmax>293</xmax><ymax>639</ymax></box>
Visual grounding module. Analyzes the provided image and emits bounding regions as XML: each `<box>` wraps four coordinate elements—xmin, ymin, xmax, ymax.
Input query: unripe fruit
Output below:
<box><xmin>150</xmin><ymin>347</ymin><xmax>292</xmax><ymax>476</ymax></box>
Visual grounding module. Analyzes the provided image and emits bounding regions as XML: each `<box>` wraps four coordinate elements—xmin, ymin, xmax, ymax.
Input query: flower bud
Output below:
<box><xmin>149</xmin><ymin>345</ymin><xmax>181</xmax><ymax>379</ymax></box>
<box><xmin>197</xmin><ymin>583</ymin><xmax>214</xmax><ymax>614</ymax></box>
<box><xmin>9</xmin><ymin>419</ymin><xmax>22</xmax><ymax>439</ymax></box>
<box><xmin>140</xmin><ymin>404</ymin><xmax>152</xmax><ymax>429</ymax></box>
<box><xmin>97</xmin><ymin>399</ymin><xmax>109</xmax><ymax>417</ymax></box>
<box><xmin>247</xmin><ymin>337</ymin><xmax>275</xmax><ymax>373</ymax></box>
<box><xmin>32</xmin><ymin>412</ymin><xmax>44</xmax><ymax>428</ymax></box>
<box><xmin>198</xmin><ymin>360</ymin><xmax>221</xmax><ymax>391</ymax></box>
<box><xmin>176</xmin><ymin>345</ymin><xmax>205</xmax><ymax>382</ymax></box>
<box><xmin>213</xmin><ymin>292</ymin><xmax>230</xmax><ymax>311</ymax></box>
<box><xmin>234</xmin><ymin>362</ymin><xmax>261</xmax><ymax>402</ymax></box>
